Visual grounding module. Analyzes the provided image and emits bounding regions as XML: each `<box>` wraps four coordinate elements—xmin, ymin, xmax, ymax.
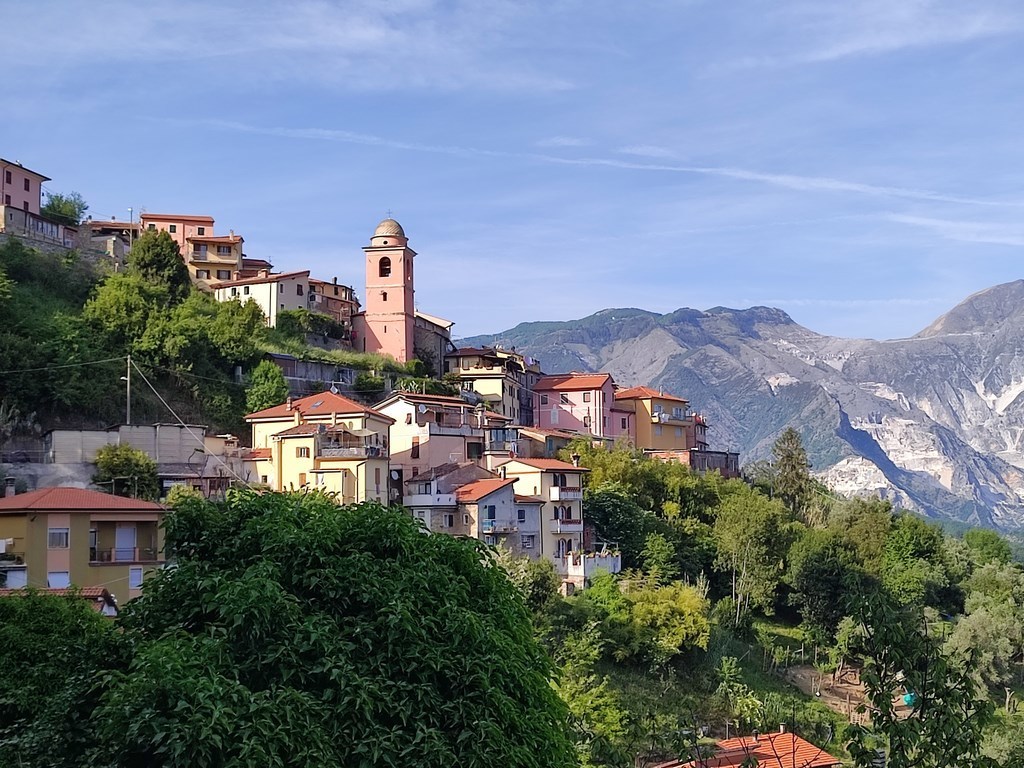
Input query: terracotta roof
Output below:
<box><xmin>447</xmin><ymin>347</ymin><xmax>500</xmax><ymax>358</ymax></box>
<box><xmin>484</xmin><ymin>410</ymin><xmax>510</xmax><ymax>421</ymax></box>
<box><xmin>215</xmin><ymin>270</ymin><xmax>309</xmax><ymax>289</ymax></box>
<box><xmin>242</xmin><ymin>258</ymin><xmax>273</xmax><ymax>268</ymax></box>
<box><xmin>241</xmin><ymin>448</ymin><xmax>271</xmax><ymax>460</ymax></box>
<box><xmin>272</xmin><ymin>423</ymin><xmax>322</xmax><ymax>437</ymax></box>
<box><xmin>245</xmin><ymin>390</ymin><xmax>392</xmax><ymax>422</ymax></box>
<box><xmin>615</xmin><ymin>385</ymin><xmax>689</xmax><ymax>404</ymax></box>
<box><xmin>89</xmin><ymin>220</ymin><xmax>138</xmax><ymax>229</ymax></box>
<box><xmin>188</xmin><ymin>234</ymin><xmax>242</xmax><ymax>244</ymax></box>
<box><xmin>655</xmin><ymin>733</ymin><xmax>840</xmax><ymax>768</ymax></box>
<box><xmin>535</xmin><ymin>373</ymin><xmax>612</xmax><ymax>391</ymax></box>
<box><xmin>0</xmin><ymin>587</ymin><xmax>118</xmax><ymax>613</ymax></box>
<box><xmin>0</xmin><ymin>487</ymin><xmax>163</xmax><ymax>512</ymax></box>
<box><xmin>518</xmin><ymin>426</ymin><xmax>579</xmax><ymax>439</ymax></box>
<box><xmin>500</xmin><ymin>458</ymin><xmax>589</xmax><ymax>472</ymax></box>
<box><xmin>377</xmin><ymin>392</ymin><xmax>474</xmax><ymax>408</ymax></box>
<box><xmin>514</xmin><ymin>494</ymin><xmax>544</xmax><ymax>504</ymax></box>
<box><xmin>455</xmin><ymin>477</ymin><xmax>516</xmax><ymax>503</ymax></box>
<box><xmin>140</xmin><ymin>213</ymin><xmax>214</xmax><ymax>223</ymax></box>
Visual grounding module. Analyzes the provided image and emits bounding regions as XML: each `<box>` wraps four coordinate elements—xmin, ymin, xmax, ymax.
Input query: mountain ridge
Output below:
<box><xmin>460</xmin><ymin>280</ymin><xmax>1024</xmax><ymax>530</ymax></box>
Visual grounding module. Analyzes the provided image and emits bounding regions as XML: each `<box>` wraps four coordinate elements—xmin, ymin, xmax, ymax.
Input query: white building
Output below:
<box><xmin>213</xmin><ymin>270</ymin><xmax>310</xmax><ymax>327</ymax></box>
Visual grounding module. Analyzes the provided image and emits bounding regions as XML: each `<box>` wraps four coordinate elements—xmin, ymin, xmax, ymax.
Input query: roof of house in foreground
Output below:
<box><xmin>245</xmin><ymin>390</ymin><xmax>392</xmax><ymax>422</ymax></box>
<box><xmin>0</xmin><ymin>487</ymin><xmax>163</xmax><ymax>513</ymax></box>
<box><xmin>653</xmin><ymin>732</ymin><xmax>841</xmax><ymax>768</ymax></box>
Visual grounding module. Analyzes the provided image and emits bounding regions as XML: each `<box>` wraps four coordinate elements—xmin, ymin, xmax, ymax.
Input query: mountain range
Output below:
<box><xmin>460</xmin><ymin>280</ymin><xmax>1024</xmax><ymax>531</ymax></box>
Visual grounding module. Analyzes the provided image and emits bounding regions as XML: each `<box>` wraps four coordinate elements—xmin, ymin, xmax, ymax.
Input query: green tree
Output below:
<box><xmin>0</xmin><ymin>264</ymin><xmax>11</xmax><ymax>302</ymax></box>
<box><xmin>881</xmin><ymin>514</ymin><xmax>954</xmax><ymax>609</ymax></box>
<box><xmin>92</xmin><ymin>443</ymin><xmax>160</xmax><ymax>500</ymax></box>
<box><xmin>40</xmin><ymin>191</ymin><xmax>89</xmax><ymax>226</ymax></box>
<box><xmin>497</xmin><ymin>546</ymin><xmax>562</xmax><ymax>614</ymax></box>
<box><xmin>963</xmin><ymin>528</ymin><xmax>1012</xmax><ymax>567</ymax></box>
<box><xmin>640</xmin><ymin>532</ymin><xmax>680</xmax><ymax>584</ymax></box>
<box><xmin>829</xmin><ymin>496</ymin><xmax>894</xmax><ymax>576</ymax></box>
<box><xmin>789</xmin><ymin>529</ymin><xmax>864</xmax><ymax>639</ymax></box>
<box><xmin>0</xmin><ymin>590</ymin><xmax>123</xmax><ymax>768</ymax></box>
<box><xmin>127</xmin><ymin>229</ymin><xmax>191</xmax><ymax>302</ymax></box>
<box><xmin>772</xmin><ymin>427</ymin><xmax>812</xmax><ymax>519</ymax></box>
<box><xmin>847</xmin><ymin>596</ymin><xmax>996</xmax><ymax>768</ymax></box>
<box><xmin>586</xmin><ymin>484</ymin><xmax>652</xmax><ymax>569</ymax></box>
<box><xmin>92</xmin><ymin>491</ymin><xmax>575</xmax><ymax>767</ymax></box>
<box><xmin>245</xmin><ymin>359</ymin><xmax>290</xmax><ymax>414</ymax></box>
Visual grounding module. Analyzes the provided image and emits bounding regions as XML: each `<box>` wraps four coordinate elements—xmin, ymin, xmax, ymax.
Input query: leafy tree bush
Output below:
<box><xmin>126</xmin><ymin>229</ymin><xmax>191</xmax><ymax>302</ymax></box>
<box><xmin>41</xmin><ymin>191</ymin><xmax>89</xmax><ymax>226</ymax></box>
<box><xmin>92</xmin><ymin>443</ymin><xmax>160</xmax><ymax>500</ymax></box>
<box><xmin>245</xmin><ymin>359</ymin><xmax>290</xmax><ymax>413</ymax></box>
<box><xmin>963</xmin><ymin>528</ymin><xmax>1012</xmax><ymax>567</ymax></box>
<box><xmin>354</xmin><ymin>371</ymin><xmax>386</xmax><ymax>401</ymax></box>
<box><xmin>276</xmin><ymin>308</ymin><xmax>347</xmax><ymax>341</ymax></box>
<box><xmin>772</xmin><ymin>427</ymin><xmax>812</xmax><ymax>519</ymax></box>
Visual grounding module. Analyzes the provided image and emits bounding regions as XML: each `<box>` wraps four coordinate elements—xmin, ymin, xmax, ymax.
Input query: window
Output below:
<box><xmin>3</xmin><ymin>195</ymin><xmax>9</xmax><ymax>205</ymax></box>
<box><xmin>521</xmin><ymin>534</ymin><xmax>535</xmax><ymax>549</ymax></box>
<box><xmin>540</xmin><ymin>394</ymin><xmax>548</xmax><ymax>405</ymax></box>
<box><xmin>298</xmin><ymin>472</ymin><xmax>307</xmax><ymax>486</ymax></box>
<box><xmin>463</xmin><ymin>514</ymin><xmax>470</xmax><ymax>525</ymax></box>
<box><xmin>297</xmin><ymin>284</ymin><xmax>304</xmax><ymax>296</ymax></box>
<box><xmin>230</xmin><ymin>287</ymin><xmax>238</xmax><ymax>296</ymax></box>
<box><xmin>486</xmin><ymin>505</ymin><xmax>496</xmax><ymax>520</ymax></box>
<box><xmin>243</xmin><ymin>286</ymin><xmax>250</xmax><ymax>295</ymax></box>
<box><xmin>296</xmin><ymin>446</ymin><xmax>310</xmax><ymax>458</ymax></box>
<box><xmin>411</xmin><ymin>437</ymin><xmax>420</xmax><ymax>459</ymax></box>
<box><xmin>375</xmin><ymin>467</ymin><xmax>381</xmax><ymax>487</ymax></box>
<box><xmin>411</xmin><ymin>467</ymin><xmax>419</xmax><ymax>477</ymax></box>
<box><xmin>419</xmin><ymin>482</ymin><xmax>431</xmax><ymax>494</ymax></box>
<box><xmin>197</xmin><ymin>226</ymin><xmax>206</xmax><ymax>235</ymax></box>
<box><xmin>381</xmin><ymin>291</ymin><xmax>388</xmax><ymax>302</ymax></box>
<box><xmin>653</xmin><ymin>404</ymin><xmax>663</xmax><ymax>414</ymax></box>
<box><xmin>216</xmin><ymin>269</ymin><xmax>231</xmax><ymax>280</ymax></box>
<box><xmin>169</xmin><ymin>224</ymin><xmax>177</xmax><ymax>233</ymax></box>
<box><xmin>196</xmin><ymin>269</ymin><xmax>209</xmax><ymax>279</ymax></box>
<box><xmin>655</xmin><ymin>425</ymin><xmax>663</xmax><ymax>436</ymax></box>
<box><xmin>583</xmin><ymin>415</ymin><xmax>591</xmax><ymax>429</ymax></box>
<box><xmin>23</xmin><ymin>178</ymin><xmax>30</xmax><ymax>191</ymax></box>
<box><xmin>47</xmin><ymin>527</ymin><xmax>69</xmax><ymax>549</ymax></box>
<box><xmin>559</xmin><ymin>393</ymin><xmax>570</xmax><ymax>405</ymax></box>
<box><xmin>675</xmin><ymin>427</ymin><xmax>683</xmax><ymax>437</ymax></box>
<box><xmin>129</xmin><ymin>567</ymin><xmax>144</xmax><ymax>589</ymax></box>
<box><xmin>379</xmin><ymin>257</ymin><xmax>392</xmax><ymax>277</ymax></box>
<box><xmin>261</xmin><ymin>475</ymin><xmax>268</xmax><ymax>483</ymax></box>
<box><xmin>621</xmin><ymin>417</ymin><xmax>627</xmax><ymax>429</ymax></box>
<box><xmin>443</xmin><ymin>513</ymin><xmax>454</xmax><ymax>528</ymax></box>
<box><xmin>22</xmin><ymin>201</ymin><xmax>27</xmax><ymax>212</ymax></box>
<box><xmin>47</xmin><ymin>572</ymin><xmax>71</xmax><ymax>588</ymax></box>
<box><xmin>217</xmin><ymin>245</ymin><xmax>231</xmax><ymax>255</ymax></box>
<box><xmin>673</xmin><ymin>407</ymin><xmax>684</xmax><ymax>419</ymax></box>
<box><xmin>467</xmin><ymin>442</ymin><xmax>483</xmax><ymax>459</ymax></box>
<box><xmin>582</xmin><ymin>392</ymin><xmax>591</xmax><ymax>402</ymax></box>
<box><xmin>517</xmin><ymin>508</ymin><xmax>526</xmax><ymax>522</ymax></box>
<box><xmin>147</xmin><ymin>223</ymin><xmax>155</xmax><ymax>230</ymax></box>
<box><xmin>3</xmin><ymin>170</ymin><xmax>10</xmax><ymax>183</ymax></box>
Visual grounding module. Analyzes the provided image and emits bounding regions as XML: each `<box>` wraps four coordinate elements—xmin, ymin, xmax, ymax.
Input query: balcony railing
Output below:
<box><xmin>549</xmin><ymin>486</ymin><xmax>582</xmax><ymax>501</ymax></box>
<box><xmin>482</xmin><ymin>520</ymin><xmax>518</xmax><ymax>534</ymax></box>
<box><xmin>550</xmin><ymin>518</ymin><xmax>583</xmax><ymax>533</ymax></box>
<box><xmin>90</xmin><ymin>547</ymin><xmax>160</xmax><ymax>563</ymax></box>
<box><xmin>319</xmin><ymin>445</ymin><xmax>387</xmax><ymax>459</ymax></box>
<box><xmin>0</xmin><ymin>552</ymin><xmax>26</xmax><ymax>568</ymax></box>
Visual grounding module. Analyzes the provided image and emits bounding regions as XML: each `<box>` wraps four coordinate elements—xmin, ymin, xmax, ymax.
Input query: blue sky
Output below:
<box><xmin>4</xmin><ymin>0</ymin><xmax>1024</xmax><ymax>340</ymax></box>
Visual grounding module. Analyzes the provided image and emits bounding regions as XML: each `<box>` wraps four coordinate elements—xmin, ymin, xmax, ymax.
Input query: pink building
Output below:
<box><xmin>352</xmin><ymin>218</ymin><xmax>416</xmax><ymax>362</ymax></box>
<box><xmin>0</xmin><ymin>158</ymin><xmax>47</xmax><ymax>214</ymax></box>
<box><xmin>532</xmin><ymin>373</ymin><xmax>628</xmax><ymax>440</ymax></box>
<box><xmin>139</xmin><ymin>213</ymin><xmax>244</xmax><ymax>290</ymax></box>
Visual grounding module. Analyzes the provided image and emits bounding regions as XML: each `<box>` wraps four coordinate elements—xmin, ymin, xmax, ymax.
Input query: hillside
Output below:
<box><xmin>462</xmin><ymin>281</ymin><xmax>1024</xmax><ymax>530</ymax></box>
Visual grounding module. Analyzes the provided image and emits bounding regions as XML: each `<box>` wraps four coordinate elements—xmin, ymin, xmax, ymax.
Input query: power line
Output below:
<box><xmin>0</xmin><ymin>356</ymin><xmax>124</xmax><ymax>375</ymax></box>
<box><xmin>129</xmin><ymin>359</ymin><xmax>251</xmax><ymax>488</ymax></box>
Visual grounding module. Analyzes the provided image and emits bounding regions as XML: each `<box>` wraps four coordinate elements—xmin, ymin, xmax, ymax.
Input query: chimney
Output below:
<box><xmin>570</xmin><ymin>452</ymin><xmax>581</xmax><ymax>468</ymax></box>
<box><xmin>779</xmin><ymin>723</ymin><xmax>787</xmax><ymax>734</ymax></box>
<box><xmin>499</xmin><ymin>465</ymin><xmax>507</xmax><ymax>479</ymax></box>
<box><xmin>3</xmin><ymin>477</ymin><xmax>15</xmax><ymax>497</ymax></box>
<box><xmin>259</xmin><ymin>268</ymin><xmax>270</xmax><ymax>278</ymax></box>
<box><xmin>333</xmin><ymin>276</ymin><xmax>338</xmax><ymax>285</ymax></box>
<box><xmin>230</xmin><ymin>229</ymin><xmax>234</xmax><ymax>237</ymax></box>
<box><xmin>752</xmin><ymin>730</ymin><xmax>759</xmax><ymax>743</ymax></box>
<box><xmin>285</xmin><ymin>396</ymin><xmax>293</xmax><ymax>412</ymax></box>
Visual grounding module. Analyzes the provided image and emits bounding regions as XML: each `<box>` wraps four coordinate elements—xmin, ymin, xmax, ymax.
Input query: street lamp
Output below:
<box><xmin>119</xmin><ymin>354</ymin><xmax>131</xmax><ymax>425</ymax></box>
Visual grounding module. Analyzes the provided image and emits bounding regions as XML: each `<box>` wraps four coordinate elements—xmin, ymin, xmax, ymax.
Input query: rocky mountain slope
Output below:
<box><xmin>461</xmin><ymin>281</ymin><xmax>1024</xmax><ymax>530</ymax></box>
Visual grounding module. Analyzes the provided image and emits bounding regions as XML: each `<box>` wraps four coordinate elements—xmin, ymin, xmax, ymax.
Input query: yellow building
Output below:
<box><xmin>498</xmin><ymin>458</ymin><xmax>620</xmax><ymax>591</ymax></box>
<box><xmin>243</xmin><ymin>390</ymin><xmax>395</xmax><ymax>504</ymax></box>
<box><xmin>445</xmin><ymin>347</ymin><xmax>543</xmax><ymax>424</ymax></box>
<box><xmin>0</xmin><ymin>487</ymin><xmax>165</xmax><ymax>603</ymax></box>
<box><xmin>613</xmin><ymin>385</ymin><xmax>707</xmax><ymax>452</ymax></box>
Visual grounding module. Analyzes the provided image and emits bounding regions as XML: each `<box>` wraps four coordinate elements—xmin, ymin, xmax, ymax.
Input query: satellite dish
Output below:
<box><xmin>390</xmin><ymin>470</ymin><xmax>400</xmax><ymax>480</ymax></box>
<box><xmin>417</xmin><ymin>404</ymin><xmax>428</xmax><ymax>414</ymax></box>
<box><xmin>330</xmin><ymin>385</ymin><xmax>340</xmax><ymax>394</ymax></box>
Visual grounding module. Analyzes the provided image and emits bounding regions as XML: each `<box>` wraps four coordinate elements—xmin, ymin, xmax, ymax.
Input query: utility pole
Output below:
<box><xmin>126</xmin><ymin>354</ymin><xmax>131</xmax><ymax>425</ymax></box>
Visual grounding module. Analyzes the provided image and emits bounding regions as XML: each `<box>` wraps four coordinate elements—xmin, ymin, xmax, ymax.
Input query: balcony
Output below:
<box><xmin>565</xmin><ymin>550</ymin><xmax>622</xmax><ymax>580</ymax></box>
<box><xmin>550</xmin><ymin>518</ymin><xmax>583</xmax><ymax>534</ymax></box>
<box><xmin>403</xmin><ymin>493</ymin><xmax>456</xmax><ymax>507</ymax></box>
<box><xmin>0</xmin><ymin>552</ymin><xmax>26</xmax><ymax>568</ymax></box>
<box><xmin>318</xmin><ymin>445</ymin><xmax>387</xmax><ymax>459</ymax></box>
<box><xmin>549</xmin><ymin>485</ymin><xmax>582</xmax><ymax>501</ymax></box>
<box><xmin>90</xmin><ymin>547</ymin><xmax>160</xmax><ymax>564</ymax></box>
<box><xmin>482</xmin><ymin>519</ymin><xmax>518</xmax><ymax>535</ymax></box>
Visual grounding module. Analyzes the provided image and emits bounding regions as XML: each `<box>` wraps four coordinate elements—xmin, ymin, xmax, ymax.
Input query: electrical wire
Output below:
<box><xmin>0</xmin><ymin>356</ymin><xmax>124</xmax><ymax>375</ymax></box>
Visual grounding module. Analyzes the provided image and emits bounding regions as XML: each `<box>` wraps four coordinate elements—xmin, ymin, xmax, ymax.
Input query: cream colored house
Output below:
<box><xmin>214</xmin><ymin>270</ymin><xmax>310</xmax><ymax>327</ymax></box>
<box><xmin>445</xmin><ymin>346</ymin><xmax>543</xmax><ymax>425</ymax></box>
<box><xmin>243</xmin><ymin>391</ymin><xmax>394</xmax><ymax>504</ymax></box>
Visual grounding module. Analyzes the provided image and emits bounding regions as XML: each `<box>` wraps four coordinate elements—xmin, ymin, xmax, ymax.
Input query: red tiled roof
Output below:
<box><xmin>271</xmin><ymin>423</ymin><xmax>322</xmax><ymax>437</ymax></box>
<box><xmin>215</xmin><ymin>270</ymin><xmax>309</xmax><ymax>289</ymax></box>
<box><xmin>514</xmin><ymin>494</ymin><xmax>544</xmax><ymax>504</ymax></box>
<box><xmin>500</xmin><ymin>458</ymin><xmax>590</xmax><ymax>472</ymax></box>
<box><xmin>535</xmin><ymin>373</ymin><xmax>612</xmax><ymax>391</ymax></box>
<box><xmin>615</xmin><ymin>385</ymin><xmax>689</xmax><ymax>404</ymax></box>
<box><xmin>241</xmin><ymin>448</ymin><xmax>271</xmax><ymax>460</ymax></box>
<box><xmin>455</xmin><ymin>477</ymin><xmax>516</xmax><ymax>503</ymax></box>
<box><xmin>242</xmin><ymin>258</ymin><xmax>273</xmax><ymax>268</ymax></box>
<box><xmin>484</xmin><ymin>410</ymin><xmax>510</xmax><ymax>421</ymax></box>
<box><xmin>89</xmin><ymin>220</ymin><xmax>138</xmax><ymax>229</ymax></box>
<box><xmin>140</xmin><ymin>213</ymin><xmax>214</xmax><ymax>223</ymax></box>
<box><xmin>0</xmin><ymin>587</ymin><xmax>118</xmax><ymax>613</ymax></box>
<box><xmin>380</xmin><ymin>392</ymin><xmax>473</xmax><ymax>407</ymax></box>
<box><xmin>655</xmin><ymin>733</ymin><xmax>841</xmax><ymax>768</ymax></box>
<box><xmin>188</xmin><ymin>234</ymin><xmax>242</xmax><ymax>244</ymax></box>
<box><xmin>245</xmin><ymin>390</ymin><xmax>392</xmax><ymax>422</ymax></box>
<box><xmin>0</xmin><ymin>158</ymin><xmax>51</xmax><ymax>182</ymax></box>
<box><xmin>0</xmin><ymin>487</ymin><xmax>163</xmax><ymax>512</ymax></box>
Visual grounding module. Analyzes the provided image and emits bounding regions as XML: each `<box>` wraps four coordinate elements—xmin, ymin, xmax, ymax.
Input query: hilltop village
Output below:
<box><xmin>0</xmin><ymin>155</ymin><xmax>737</xmax><ymax>595</ymax></box>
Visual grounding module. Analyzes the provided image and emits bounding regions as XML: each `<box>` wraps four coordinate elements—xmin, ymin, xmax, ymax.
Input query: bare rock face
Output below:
<box><xmin>460</xmin><ymin>281</ymin><xmax>1024</xmax><ymax>530</ymax></box>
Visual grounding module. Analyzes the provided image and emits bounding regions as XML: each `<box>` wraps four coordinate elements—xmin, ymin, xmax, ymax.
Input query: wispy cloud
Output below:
<box><xmin>887</xmin><ymin>213</ymin><xmax>1024</xmax><ymax>246</ymax></box>
<box><xmin>617</xmin><ymin>145</ymin><xmax>679</xmax><ymax>159</ymax></box>
<box><xmin>535</xmin><ymin>136</ymin><xmax>593</xmax><ymax>148</ymax></box>
<box><xmin>723</xmin><ymin>0</ymin><xmax>1021</xmax><ymax>69</ymax></box>
<box><xmin>174</xmin><ymin>118</ymin><xmax>1024</xmax><ymax>208</ymax></box>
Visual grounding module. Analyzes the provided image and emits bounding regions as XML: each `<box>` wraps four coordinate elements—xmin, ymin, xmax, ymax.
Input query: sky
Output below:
<box><xmin>4</xmin><ymin>0</ymin><xmax>1024</xmax><ymax>341</ymax></box>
